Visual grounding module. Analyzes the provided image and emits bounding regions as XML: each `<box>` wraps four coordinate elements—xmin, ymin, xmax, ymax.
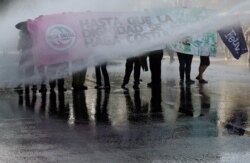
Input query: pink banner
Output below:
<box><xmin>27</xmin><ymin>11</ymin><xmax>173</xmax><ymax>66</ymax></box>
<box><xmin>27</xmin><ymin>9</ymin><xmax>216</xmax><ymax>66</ymax></box>
<box><xmin>27</xmin><ymin>12</ymin><xmax>94</xmax><ymax>66</ymax></box>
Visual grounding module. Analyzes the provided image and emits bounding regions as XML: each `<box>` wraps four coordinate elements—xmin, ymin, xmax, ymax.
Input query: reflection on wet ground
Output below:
<box><xmin>1</xmin><ymin>59</ymin><xmax>250</xmax><ymax>162</ymax></box>
<box><xmin>15</xmin><ymin>73</ymin><xmax>250</xmax><ymax>137</ymax></box>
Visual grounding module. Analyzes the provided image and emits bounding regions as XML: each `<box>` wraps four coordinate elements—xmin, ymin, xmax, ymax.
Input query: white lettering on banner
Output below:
<box><xmin>79</xmin><ymin>15</ymin><xmax>173</xmax><ymax>47</ymax></box>
<box><xmin>225</xmin><ymin>30</ymin><xmax>240</xmax><ymax>52</ymax></box>
<box><xmin>28</xmin><ymin>8</ymin><xmax>218</xmax><ymax>66</ymax></box>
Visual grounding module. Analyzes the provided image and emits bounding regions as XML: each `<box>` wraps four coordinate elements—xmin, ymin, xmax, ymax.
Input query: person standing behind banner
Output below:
<box><xmin>72</xmin><ymin>60</ymin><xmax>88</xmax><ymax>91</ymax></box>
<box><xmin>95</xmin><ymin>62</ymin><xmax>110</xmax><ymax>90</ymax></box>
<box><xmin>196</xmin><ymin>56</ymin><xmax>210</xmax><ymax>84</ymax></box>
<box><xmin>177</xmin><ymin>37</ymin><xmax>195</xmax><ymax>85</ymax></box>
<box><xmin>121</xmin><ymin>56</ymin><xmax>142</xmax><ymax>90</ymax></box>
<box><xmin>177</xmin><ymin>52</ymin><xmax>195</xmax><ymax>85</ymax></box>
<box><xmin>15</xmin><ymin>21</ymin><xmax>37</xmax><ymax>94</ymax></box>
<box><xmin>48</xmin><ymin>62</ymin><xmax>67</xmax><ymax>92</ymax></box>
<box><xmin>147</xmin><ymin>49</ymin><xmax>163</xmax><ymax>87</ymax></box>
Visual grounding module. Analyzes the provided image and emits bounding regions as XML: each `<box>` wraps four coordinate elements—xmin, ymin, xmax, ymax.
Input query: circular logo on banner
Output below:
<box><xmin>46</xmin><ymin>24</ymin><xmax>76</xmax><ymax>51</ymax></box>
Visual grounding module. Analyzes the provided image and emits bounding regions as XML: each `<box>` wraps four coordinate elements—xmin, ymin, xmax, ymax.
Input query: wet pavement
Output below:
<box><xmin>1</xmin><ymin>56</ymin><xmax>250</xmax><ymax>163</ymax></box>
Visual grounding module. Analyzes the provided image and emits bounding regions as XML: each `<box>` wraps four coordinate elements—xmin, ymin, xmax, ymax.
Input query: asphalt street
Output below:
<box><xmin>0</xmin><ymin>56</ymin><xmax>250</xmax><ymax>163</ymax></box>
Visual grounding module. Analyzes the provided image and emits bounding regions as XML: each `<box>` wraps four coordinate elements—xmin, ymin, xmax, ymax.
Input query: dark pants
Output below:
<box><xmin>49</xmin><ymin>79</ymin><xmax>64</xmax><ymax>90</ymax></box>
<box><xmin>19</xmin><ymin>52</ymin><xmax>36</xmax><ymax>92</ymax></box>
<box><xmin>123</xmin><ymin>57</ymin><xmax>141</xmax><ymax>86</ymax></box>
<box><xmin>72</xmin><ymin>69</ymin><xmax>87</xmax><ymax>88</ymax></box>
<box><xmin>177</xmin><ymin>52</ymin><xmax>193</xmax><ymax>81</ymax></box>
<box><xmin>47</xmin><ymin>63</ymin><xmax>68</xmax><ymax>90</ymax></box>
<box><xmin>149</xmin><ymin>50</ymin><xmax>163</xmax><ymax>85</ymax></box>
<box><xmin>95</xmin><ymin>63</ymin><xmax>110</xmax><ymax>87</ymax></box>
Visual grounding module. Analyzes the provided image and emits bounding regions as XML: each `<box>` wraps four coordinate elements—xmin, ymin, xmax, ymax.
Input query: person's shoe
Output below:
<box><xmin>199</xmin><ymin>79</ymin><xmax>208</xmax><ymax>84</ymax></box>
<box><xmin>58</xmin><ymin>87</ymin><xmax>67</xmax><ymax>92</ymax></box>
<box><xmin>121</xmin><ymin>84</ymin><xmax>128</xmax><ymax>90</ymax></box>
<box><xmin>186</xmin><ymin>79</ymin><xmax>195</xmax><ymax>85</ymax></box>
<box><xmin>81</xmin><ymin>85</ymin><xmax>88</xmax><ymax>90</ymax></box>
<box><xmin>147</xmin><ymin>82</ymin><xmax>152</xmax><ymax>87</ymax></box>
<box><xmin>133</xmin><ymin>85</ymin><xmax>139</xmax><ymax>90</ymax></box>
<box><xmin>196</xmin><ymin>76</ymin><xmax>201</xmax><ymax>81</ymax></box>
<box><xmin>94</xmin><ymin>85</ymin><xmax>102</xmax><ymax>89</ymax></box>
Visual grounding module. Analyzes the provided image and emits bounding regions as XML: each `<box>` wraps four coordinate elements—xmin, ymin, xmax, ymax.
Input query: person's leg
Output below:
<box><xmin>28</xmin><ymin>65</ymin><xmax>37</xmax><ymax>93</ymax></box>
<box><xmin>196</xmin><ymin>56</ymin><xmax>209</xmax><ymax>83</ymax></box>
<box><xmin>133</xmin><ymin>58</ymin><xmax>141</xmax><ymax>89</ymax></box>
<box><xmin>72</xmin><ymin>72</ymin><xmax>79</xmax><ymax>89</ymax></box>
<box><xmin>47</xmin><ymin>64</ymin><xmax>57</xmax><ymax>90</ymax></box>
<box><xmin>154</xmin><ymin>50</ymin><xmax>163</xmax><ymax>85</ymax></box>
<box><xmin>185</xmin><ymin>54</ymin><xmax>194</xmax><ymax>84</ymax></box>
<box><xmin>49</xmin><ymin>80</ymin><xmax>56</xmax><ymax>90</ymax></box>
<box><xmin>95</xmin><ymin>66</ymin><xmax>102</xmax><ymax>88</ymax></box>
<box><xmin>37</xmin><ymin>66</ymin><xmax>47</xmax><ymax>92</ymax></box>
<box><xmin>82</xmin><ymin>69</ymin><xmax>87</xmax><ymax>88</ymax></box>
<box><xmin>72</xmin><ymin>68</ymin><xmax>87</xmax><ymax>90</ymax></box>
<box><xmin>57</xmin><ymin>78</ymin><xmax>65</xmax><ymax>91</ymax></box>
<box><xmin>122</xmin><ymin>59</ymin><xmax>133</xmax><ymax>87</ymax></box>
<box><xmin>147</xmin><ymin>55</ymin><xmax>154</xmax><ymax>86</ymax></box>
<box><xmin>149</xmin><ymin>52</ymin><xmax>163</xmax><ymax>86</ymax></box>
<box><xmin>177</xmin><ymin>53</ymin><xmax>185</xmax><ymax>83</ymax></box>
<box><xmin>198</xmin><ymin>65</ymin><xmax>207</xmax><ymax>79</ymax></box>
<box><xmin>101</xmin><ymin>63</ymin><xmax>110</xmax><ymax>88</ymax></box>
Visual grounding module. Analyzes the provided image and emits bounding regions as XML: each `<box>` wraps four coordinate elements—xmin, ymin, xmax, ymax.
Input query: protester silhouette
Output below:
<box><xmin>147</xmin><ymin>50</ymin><xmax>163</xmax><ymax>87</ymax></box>
<box><xmin>196</xmin><ymin>56</ymin><xmax>210</xmax><ymax>84</ymax></box>
<box><xmin>72</xmin><ymin>60</ymin><xmax>88</xmax><ymax>91</ymax></box>
<box><xmin>24</xmin><ymin>92</ymin><xmax>31</xmax><ymax>108</ymax></box>
<box><xmin>18</xmin><ymin>91</ymin><xmax>24</xmax><ymax>106</ymax></box>
<box><xmin>37</xmin><ymin>66</ymin><xmax>47</xmax><ymax>93</ymax></box>
<box><xmin>48</xmin><ymin>63</ymin><xmax>68</xmax><ymax>92</ymax></box>
<box><xmin>19</xmin><ymin>88</ymin><xmax>37</xmax><ymax>111</ymax></box>
<box><xmin>49</xmin><ymin>90</ymin><xmax>57</xmax><ymax>115</ymax></box>
<box><xmin>177</xmin><ymin>52</ymin><xmax>195</xmax><ymax>85</ymax></box>
<box><xmin>95</xmin><ymin>62</ymin><xmax>110</xmax><ymax>90</ymax></box>
<box><xmin>121</xmin><ymin>57</ymin><xmax>142</xmax><ymax>90</ymax></box>
<box><xmin>15</xmin><ymin>21</ymin><xmax>37</xmax><ymax>94</ymax></box>
<box><xmin>40</xmin><ymin>91</ymin><xmax>47</xmax><ymax>113</ymax></box>
<box><xmin>31</xmin><ymin>92</ymin><xmax>37</xmax><ymax>109</ymax></box>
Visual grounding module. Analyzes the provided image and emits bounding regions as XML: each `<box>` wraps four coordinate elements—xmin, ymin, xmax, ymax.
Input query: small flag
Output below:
<box><xmin>218</xmin><ymin>23</ymin><xmax>248</xmax><ymax>59</ymax></box>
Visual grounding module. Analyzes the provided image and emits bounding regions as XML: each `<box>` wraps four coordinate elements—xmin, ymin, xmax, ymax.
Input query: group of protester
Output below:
<box><xmin>15</xmin><ymin>21</ymin><xmax>211</xmax><ymax>94</ymax></box>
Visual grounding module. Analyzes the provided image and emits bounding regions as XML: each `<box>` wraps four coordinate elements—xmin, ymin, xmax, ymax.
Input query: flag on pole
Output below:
<box><xmin>218</xmin><ymin>23</ymin><xmax>248</xmax><ymax>59</ymax></box>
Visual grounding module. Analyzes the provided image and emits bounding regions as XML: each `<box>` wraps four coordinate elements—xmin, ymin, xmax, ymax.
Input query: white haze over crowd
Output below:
<box><xmin>0</xmin><ymin>0</ymin><xmax>249</xmax><ymax>88</ymax></box>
